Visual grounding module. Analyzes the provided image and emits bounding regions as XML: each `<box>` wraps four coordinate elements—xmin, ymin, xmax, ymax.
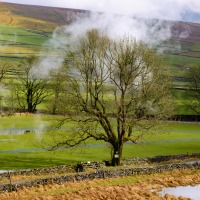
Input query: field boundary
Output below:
<box><xmin>1</xmin><ymin>155</ymin><xmax>200</xmax><ymax>193</ymax></box>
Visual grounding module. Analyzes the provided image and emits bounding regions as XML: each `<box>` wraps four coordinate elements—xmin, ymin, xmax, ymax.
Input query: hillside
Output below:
<box><xmin>0</xmin><ymin>2</ymin><xmax>88</xmax><ymax>31</ymax></box>
<box><xmin>0</xmin><ymin>1</ymin><xmax>200</xmax><ymax>91</ymax></box>
<box><xmin>0</xmin><ymin>2</ymin><xmax>91</xmax><ymax>60</ymax></box>
<box><xmin>0</xmin><ymin>2</ymin><xmax>200</xmax><ymax>58</ymax></box>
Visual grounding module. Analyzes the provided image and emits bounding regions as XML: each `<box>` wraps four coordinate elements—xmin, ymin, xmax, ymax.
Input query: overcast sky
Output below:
<box><xmin>1</xmin><ymin>0</ymin><xmax>200</xmax><ymax>23</ymax></box>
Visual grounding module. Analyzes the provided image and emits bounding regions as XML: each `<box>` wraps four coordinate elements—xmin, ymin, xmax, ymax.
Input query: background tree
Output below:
<box><xmin>14</xmin><ymin>56</ymin><xmax>50</xmax><ymax>113</ymax></box>
<box><xmin>47</xmin><ymin>66</ymin><xmax>69</xmax><ymax>115</ymax></box>
<box><xmin>0</xmin><ymin>60</ymin><xmax>11</xmax><ymax>82</ymax></box>
<box><xmin>184</xmin><ymin>65</ymin><xmax>200</xmax><ymax>115</ymax></box>
<box><xmin>0</xmin><ymin>60</ymin><xmax>12</xmax><ymax>114</ymax></box>
<box><xmin>50</xmin><ymin>30</ymin><xmax>174</xmax><ymax>166</ymax></box>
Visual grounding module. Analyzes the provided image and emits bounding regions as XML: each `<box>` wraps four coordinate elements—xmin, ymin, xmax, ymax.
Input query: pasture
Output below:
<box><xmin>0</xmin><ymin>10</ymin><xmax>200</xmax><ymax>170</ymax></box>
<box><xmin>0</xmin><ymin>115</ymin><xmax>199</xmax><ymax>170</ymax></box>
<box><xmin>0</xmin><ymin>24</ymin><xmax>51</xmax><ymax>58</ymax></box>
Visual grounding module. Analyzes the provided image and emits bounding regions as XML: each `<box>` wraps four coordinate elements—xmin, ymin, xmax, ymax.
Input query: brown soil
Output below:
<box><xmin>1</xmin><ymin>169</ymin><xmax>199</xmax><ymax>200</ymax></box>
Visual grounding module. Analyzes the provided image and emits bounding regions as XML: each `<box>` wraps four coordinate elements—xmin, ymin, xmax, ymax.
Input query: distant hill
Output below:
<box><xmin>1</xmin><ymin>1</ymin><xmax>200</xmax><ymax>114</ymax></box>
<box><xmin>0</xmin><ymin>1</ymin><xmax>200</xmax><ymax>85</ymax></box>
<box><xmin>1</xmin><ymin>2</ymin><xmax>200</xmax><ymax>42</ymax></box>
<box><xmin>0</xmin><ymin>2</ymin><xmax>89</xmax><ymax>31</ymax></box>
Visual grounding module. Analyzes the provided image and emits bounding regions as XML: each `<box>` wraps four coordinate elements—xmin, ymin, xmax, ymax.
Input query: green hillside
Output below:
<box><xmin>0</xmin><ymin>2</ymin><xmax>200</xmax><ymax>115</ymax></box>
<box><xmin>0</xmin><ymin>2</ymin><xmax>200</xmax><ymax>65</ymax></box>
<box><xmin>0</xmin><ymin>24</ymin><xmax>52</xmax><ymax>58</ymax></box>
<box><xmin>0</xmin><ymin>2</ymin><xmax>88</xmax><ymax>59</ymax></box>
<box><xmin>0</xmin><ymin>2</ymin><xmax>87</xmax><ymax>31</ymax></box>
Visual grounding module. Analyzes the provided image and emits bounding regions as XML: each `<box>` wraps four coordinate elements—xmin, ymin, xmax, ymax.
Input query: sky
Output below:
<box><xmin>1</xmin><ymin>0</ymin><xmax>200</xmax><ymax>23</ymax></box>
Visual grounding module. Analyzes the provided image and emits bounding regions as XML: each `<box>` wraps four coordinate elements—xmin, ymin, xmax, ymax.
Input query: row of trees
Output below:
<box><xmin>0</xmin><ymin>29</ymin><xmax>199</xmax><ymax>165</ymax></box>
<box><xmin>1</xmin><ymin>33</ymin><xmax>199</xmax><ymax>117</ymax></box>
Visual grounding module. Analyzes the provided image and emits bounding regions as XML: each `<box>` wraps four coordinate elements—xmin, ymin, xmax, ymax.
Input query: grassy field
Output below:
<box><xmin>1</xmin><ymin>20</ymin><xmax>200</xmax><ymax>97</ymax></box>
<box><xmin>0</xmin><ymin>6</ymin><xmax>200</xmax><ymax>171</ymax></box>
<box><xmin>0</xmin><ymin>115</ymin><xmax>199</xmax><ymax>170</ymax></box>
<box><xmin>1</xmin><ymin>2</ymin><xmax>200</xmax><ymax>90</ymax></box>
<box><xmin>0</xmin><ymin>24</ymin><xmax>52</xmax><ymax>58</ymax></box>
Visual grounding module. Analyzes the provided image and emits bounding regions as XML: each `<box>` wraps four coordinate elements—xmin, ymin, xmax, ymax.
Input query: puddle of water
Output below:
<box><xmin>0</xmin><ymin>148</ymin><xmax>45</xmax><ymax>153</ymax></box>
<box><xmin>160</xmin><ymin>184</ymin><xmax>200</xmax><ymax>200</ymax></box>
<box><xmin>0</xmin><ymin>170</ymin><xmax>13</xmax><ymax>174</ymax></box>
<box><xmin>0</xmin><ymin>128</ymin><xmax>36</xmax><ymax>135</ymax></box>
<box><xmin>0</xmin><ymin>139</ymin><xmax>17</xmax><ymax>142</ymax></box>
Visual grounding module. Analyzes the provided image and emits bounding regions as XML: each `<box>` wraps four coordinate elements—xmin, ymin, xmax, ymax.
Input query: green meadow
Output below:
<box><xmin>0</xmin><ymin>24</ymin><xmax>52</xmax><ymax>58</ymax></box>
<box><xmin>0</xmin><ymin>115</ymin><xmax>199</xmax><ymax>170</ymax></box>
<box><xmin>1</xmin><ymin>10</ymin><xmax>200</xmax><ymax>171</ymax></box>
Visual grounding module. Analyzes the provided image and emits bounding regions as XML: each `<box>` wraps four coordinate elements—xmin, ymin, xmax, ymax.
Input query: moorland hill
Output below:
<box><xmin>0</xmin><ymin>1</ymin><xmax>200</xmax><ymax>85</ymax></box>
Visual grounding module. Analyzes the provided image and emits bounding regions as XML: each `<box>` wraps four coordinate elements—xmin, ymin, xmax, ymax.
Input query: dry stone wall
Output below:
<box><xmin>1</xmin><ymin>161</ymin><xmax>200</xmax><ymax>193</ymax></box>
<box><xmin>0</xmin><ymin>161</ymin><xmax>102</xmax><ymax>179</ymax></box>
<box><xmin>121</xmin><ymin>153</ymin><xmax>200</xmax><ymax>165</ymax></box>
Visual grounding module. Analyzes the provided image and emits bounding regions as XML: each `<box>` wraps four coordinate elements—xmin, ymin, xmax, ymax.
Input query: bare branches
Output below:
<box><xmin>184</xmin><ymin>65</ymin><xmax>200</xmax><ymax>114</ymax></box>
<box><xmin>0</xmin><ymin>60</ymin><xmax>11</xmax><ymax>82</ymax></box>
<box><xmin>15</xmin><ymin>56</ymin><xmax>50</xmax><ymax>113</ymax></box>
<box><xmin>49</xmin><ymin>29</ymin><xmax>174</xmax><ymax>166</ymax></box>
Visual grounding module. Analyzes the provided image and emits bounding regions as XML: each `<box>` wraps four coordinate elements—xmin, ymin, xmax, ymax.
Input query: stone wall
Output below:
<box><xmin>121</xmin><ymin>153</ymin><xmax>200</xmax><ymax>165</ymax></box>
<box><xmin>1</xmin><ymin>153</ymin><xmax>199</xmax><ymax>180</ymax></box>
<box><xmin>0</xmin><ymin>165</ymin><xmax>75</xmax><ymax>179</ymax></box>
<box><xmin>148</xmin><ymin>153</ymin><xmax>200</xmax><ymax>163</ymax></box>
<box><xmin>0</xmin><ymin>161</ymin><xmax>102</xmax><ymax>179</ymax></box>
<box><xmin>1</xmin><ymin>161</ymin><xmax>200</xmax><ymax>193</ymax></box>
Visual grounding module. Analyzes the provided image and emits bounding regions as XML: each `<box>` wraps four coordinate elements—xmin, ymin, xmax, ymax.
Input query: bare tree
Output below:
<box><xmin>184</xmin><ymin>65</ymin><xmax>200</xmax><ymax>115</ymax></box>
<box><xmin>0</xmin><ymin>60</ymin><xmax>12</xmax><ymax>115</ymax></box>
<box><xmin>47</xmin><ymin>66</ymin><xmax>70</xmax><ymax>115</ymax></box>
<box><xmin>0</xmin><ymin>60</ymin><xmax>11</xmax><ymax>82</ymax></box>
<box><xmin>15</xmin><ymin>56</ymin><xmax>50</xmax><ymax>113</ymax></box>
<box><xmin>51</xmin><ymin>30</ymin><xmax>174</xmax><ymax>166</ymax></box>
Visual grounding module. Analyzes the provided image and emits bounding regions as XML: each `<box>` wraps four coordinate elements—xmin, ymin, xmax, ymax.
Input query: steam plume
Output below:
<box><xmin>2</xmin><ymin>0</ymin><xmax>200</xmax><ymax>23</ymax></box>
<box><xmin>33</xmin><ymin>0</ymin><xmax>200</xmax><ymax>75</ymax></box>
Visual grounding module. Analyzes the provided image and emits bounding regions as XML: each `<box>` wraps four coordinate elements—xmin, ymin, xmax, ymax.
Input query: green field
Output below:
<box><xmin>0</xmin><ymin>115</ymin><xmax>199</xmax><ymax>170</ymax></box>
<box><xmin>0</xmin><ymin>3</ymin><xmax>200</xmax><ymax>171</ymax></box>
<box><xmin>0</xmin><ymin>21</ymin><xmax>200</xmax><ymax>93</ymax></box>
<box><xmin>0</xmin><ymin>24</ymin><xmax>52</xmax><ymax>58</ymax></box>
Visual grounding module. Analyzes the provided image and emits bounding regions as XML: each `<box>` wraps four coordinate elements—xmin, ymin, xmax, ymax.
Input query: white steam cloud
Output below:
<box><xmin>31</xmin><ymin>0</ymin><xmax>200</xmax><ymax>76</ymax></box>
<box><xmin>38</xmin><ymin>13</ymin><xmax>173</xmax><ymax>76</ymax></box>
<box><xmin>65</xmin><ymin>13</ymin><xmax>172</xmax><ymax>43</ymax></box>
<box><xmin>2</xmin><ymin>0</ymin><xmax>200</xmax><ymax>23</ymax></box>
<box><xmin>62</xmin><ymin>0</ymin><xmax>200</xmax><ymax>23</ymax></box>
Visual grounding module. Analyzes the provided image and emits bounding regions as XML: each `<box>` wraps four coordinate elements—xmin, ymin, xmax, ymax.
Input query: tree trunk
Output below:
<box><xmin>27</xmin><ymin>103</ymin><xmax>32</xmax><ymax>113</ymax></box>
<box><xmin>27</xmin><ymin>89</ymin><xmax>33</xmax><ymax>113</ymax></box>
<box><xmin>111</xmin><ymin>144</ymin><xmax>123</xmax><ymax>166</ymax></box>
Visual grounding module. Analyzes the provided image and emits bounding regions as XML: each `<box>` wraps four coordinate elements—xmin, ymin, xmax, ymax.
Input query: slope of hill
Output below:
<box><xmin>0</xmin><ymin>1</ymin><xmax>200</xmax><ymax>91</ymax></box>
<box><xmin>0</xmin><ymin>2</ymin><xmax>200</xmax><ymax>56</ymax></box>
<box><xmin>1</xmin><ymin>2</ymin><xmax>200</xmax><ymax>59</ymax></box>
<box><xmin>0</xmin><ymin>2</ymin><xmax>91</xmax><ymax>59</ymax></box>
<box><xmin>0</xmin><ymin>2</ymin><xmax>88</xmax><ymax>31</ymax></box>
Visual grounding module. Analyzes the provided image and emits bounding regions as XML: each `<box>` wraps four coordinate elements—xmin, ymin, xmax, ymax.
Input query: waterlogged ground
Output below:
<box><xmin>161</xmin><ymin>185</ymin><xmax>200</xmax><ymax>199</ymax></box>
<box><xmin>1</xmin><ymin>169</ymin><xmax>200</xmax><ymax>200</ymax></box>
